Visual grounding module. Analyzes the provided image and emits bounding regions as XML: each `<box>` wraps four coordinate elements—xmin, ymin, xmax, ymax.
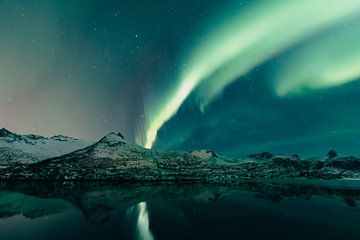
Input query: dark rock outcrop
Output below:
<box><xmin>0</xmin><ymin>128</ymin><xmax>14</xmax><ymax>137</ymax></box>
<box><xmin>327</xmin><ymin>150</ymin><xmax>338</xmax><ymax>159</ymax></box>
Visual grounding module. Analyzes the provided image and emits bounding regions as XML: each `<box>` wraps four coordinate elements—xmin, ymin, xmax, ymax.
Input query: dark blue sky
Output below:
<box><xmin>0</xmin><ymin>0</ymin><xmax>217</xmax><ymax>140</ymax></box>
<box><xmin>1</xmin><ymin>0</ymin><xmax>360</xmax><ymax>157</ymax></box>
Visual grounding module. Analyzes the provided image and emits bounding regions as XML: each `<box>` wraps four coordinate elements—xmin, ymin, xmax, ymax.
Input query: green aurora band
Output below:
<box><xmin>143</xmin><ymin>0</ymin><xmax>360</xmax><ymax>148</ymax></box>
<box><xmin>273</xmin><ymin>17</ymin><xmax>360</xmax><ymax>96</ymax></box>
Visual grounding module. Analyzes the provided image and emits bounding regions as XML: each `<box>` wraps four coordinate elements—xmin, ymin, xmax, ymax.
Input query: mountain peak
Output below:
<box><xmin>117</xmin><ymin>132</ymin><xmax>124</xmax><ymax>140</ymax></box>
<box><xmin>326</xmin><ymin>150</ymin><xmax>338</xmax><ymax>159</ymax></box>
<box><xmin>98</xmin><ymin>132</ymin><xmax>126</xmax><ymax>145</ymax></box>
<box><xmin>50</xmin><ymin>135</ymin><xmax>78</xmax><ymax>141</ymax></box>
<box><xmin>0</xmin><ymin>128</ymin><xmax>15</xmax><ymax>137</ymax></box>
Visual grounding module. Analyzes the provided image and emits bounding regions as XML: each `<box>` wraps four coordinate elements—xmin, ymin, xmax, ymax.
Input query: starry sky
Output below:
<box><xmin>1</xmin><ymin>0</ymin><xmax>360</xmax><ymax>157</ymax></box>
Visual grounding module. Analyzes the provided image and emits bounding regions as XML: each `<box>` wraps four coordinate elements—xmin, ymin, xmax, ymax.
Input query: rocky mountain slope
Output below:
<box><xmin>1</xmin><ymin>131</ymin><xmax>359</xmax><ymax>181</ymax></box>
<box><xmin>0</xmin><ymin>147</ymin><xmax>38</xmax><ymax>167</ymax></box>
<box><xmin>4</xmin><ymin>132</ymin><xmax>209</xmax><ymax>180</ymax></box>
<box><xmin>0</xmin><ymin>128</ymin><xmax>89</xmax><ymax>165</ymax></box>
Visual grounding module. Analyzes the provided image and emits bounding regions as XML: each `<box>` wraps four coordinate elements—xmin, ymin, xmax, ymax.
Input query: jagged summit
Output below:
<box><xmin>0</xmin><ymin>128</ymin><xmax>14</xmax><ymax>137</ymax></box>
<box><xmin>117</xmin><ymin>132</ymin><xmax>124</xmax><ymax>140</ymax></box>
<box><xmin>327</xmin><ymin>150</ymin><xmax>338</xmax><ymax>159</ymax></box>
<box><xmin>98</xmin><ymin>132</ymin><xmax>126</xmax><ymax>145</ymax></box>
<box><xmin>50</xmin><ymin>135</ymin><xmax>79</xmax><ymax>141</ymax></box>
<box><xmin>25</xmin><ymin>134</ymin><xmax>46</xmax><ymax>140</ymax></box>
<box><xmin>0</xmin><ymin>128</ymin><xmax>77</xmax><ymax>141</ymax></box>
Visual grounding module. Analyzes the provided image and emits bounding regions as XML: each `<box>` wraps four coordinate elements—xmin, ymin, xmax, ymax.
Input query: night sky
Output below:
<box><xmin>1</xmin><ymin>0</ymin><xmax>360</xmax><ymax>157</ymax></box>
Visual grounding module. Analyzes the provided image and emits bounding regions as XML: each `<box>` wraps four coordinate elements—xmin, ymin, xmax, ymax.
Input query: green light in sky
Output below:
<box><xmin>274</xmin><ymin>18</ymin><xmax>360</xmax><ymax>96</ymax></box>
<box><xmin>144</xmin><ymin>0</ymin><xmax>360</xmax><ymax>148</ymax></box>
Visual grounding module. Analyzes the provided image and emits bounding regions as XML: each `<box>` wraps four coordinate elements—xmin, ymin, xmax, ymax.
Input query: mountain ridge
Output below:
<box><xmin>0</xmin><ymin>130</ymin><xmax>360</xmax><ymax>182</ymax></box>
<box><xmin>0</xmin><ymin>128</ymin><xmax>90</xmax><ymax>165</ymax></box>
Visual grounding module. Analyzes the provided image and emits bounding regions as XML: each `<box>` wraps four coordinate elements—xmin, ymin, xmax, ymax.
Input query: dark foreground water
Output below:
<box><xmin>0</xmin><ymin>180</ymin><xmax>359</xmax><ymax>240</ymax></box>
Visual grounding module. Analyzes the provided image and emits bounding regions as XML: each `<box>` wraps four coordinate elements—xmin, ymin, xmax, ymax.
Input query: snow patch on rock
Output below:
<box><xmin>191</xmin><ymin>150</ymin><xmax>216</xmax><ymax>160</ymax></box>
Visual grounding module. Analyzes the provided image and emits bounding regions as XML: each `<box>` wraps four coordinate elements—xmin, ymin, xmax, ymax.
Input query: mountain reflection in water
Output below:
<box><xmin>0</xmin><ymin>180</ymin><xmax>359</xmax><ymax>240</ymax></box>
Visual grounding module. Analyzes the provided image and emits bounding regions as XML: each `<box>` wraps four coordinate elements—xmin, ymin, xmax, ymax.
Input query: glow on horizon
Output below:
<box><xmin>144</xmin><ymin>0</ymin><xmax>360</xmax><ymax>148</ymax></box>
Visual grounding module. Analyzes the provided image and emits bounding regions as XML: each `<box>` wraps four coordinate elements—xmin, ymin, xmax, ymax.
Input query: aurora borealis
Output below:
<box><xmin>1</xmin><ymin>0</ymin><xmax>360</xmax><ymax>157</ymax></box>
<box><xmin>143</xmin><ymin>0</ymin><xmax>360</xmax><ymax>148</ymax></box>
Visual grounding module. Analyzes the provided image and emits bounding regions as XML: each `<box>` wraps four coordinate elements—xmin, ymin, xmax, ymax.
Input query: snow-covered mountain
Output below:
<box><xmin>5</xmin><ymin>132</ymin><xmax>208</xmax><ymax>180</ymax></box>
<box><xmin>43</xmin><ymin>132</ymin><xmax>157</xmax><ymax>164</ymax></box>
<box><xmin>0</xmin><ymin>147</ymin><xmax>38</xmax><ymax>166</ymax></box>
<box><xmin>1</xmin><ymin>129</ymin><xmax>360</xmax><ymax>181</ymax></box>
<box><xmin>0</xmin><ymin>128</ymin><xmax>90</xmax><ymax>165</ymax></box>
<box><xmin>190</xmin><ymin>149</ymin><xmax>237</xmax><ymax>165</ymax></box>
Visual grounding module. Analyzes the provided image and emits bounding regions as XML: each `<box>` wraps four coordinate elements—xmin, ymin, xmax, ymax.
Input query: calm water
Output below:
<box><xmin>0</xmin><ymin>181</ymin><xmax>359</xmax><ymax>240</ymax></box>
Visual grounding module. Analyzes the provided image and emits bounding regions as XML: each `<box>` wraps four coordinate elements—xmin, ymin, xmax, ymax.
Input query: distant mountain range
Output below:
<box><xmin>0</xmin><ymin>128</ymin><xmax>89</xmax><ymax>166</ymax></box>
<box><xmin>0</xmin><ymin>128</ymin><xmax>360</xmax><ymax>181</ymax></box>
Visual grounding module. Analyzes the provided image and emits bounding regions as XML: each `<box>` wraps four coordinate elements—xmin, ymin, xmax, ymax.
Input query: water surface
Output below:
<box><xmin>0</xmin><ymin>181</ymin><xmax>359</xmax><ymax>240</ymax></box>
